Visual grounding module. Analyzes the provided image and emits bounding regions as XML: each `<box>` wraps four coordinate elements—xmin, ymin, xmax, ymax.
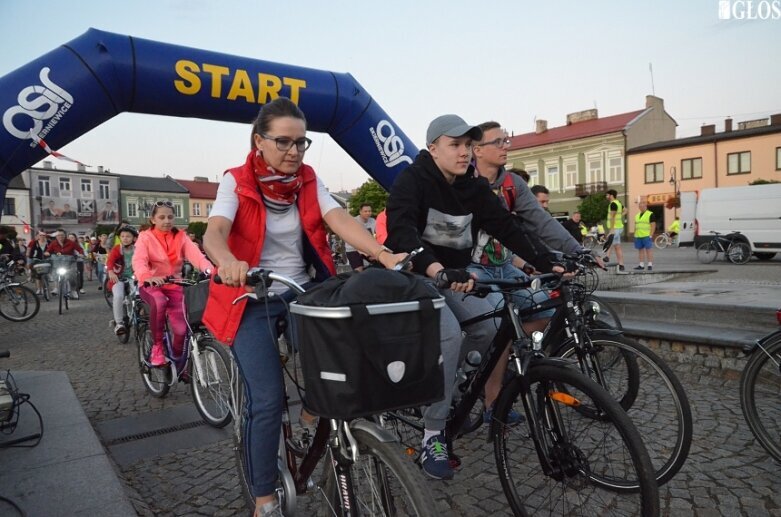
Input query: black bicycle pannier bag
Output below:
<box><xmin>291</xmin><ymin>268</ymin><xmax>445</xmax><ymax>420</ymax></box>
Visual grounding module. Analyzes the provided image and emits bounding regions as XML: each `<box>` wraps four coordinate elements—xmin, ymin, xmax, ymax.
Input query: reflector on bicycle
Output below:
<box><xmin>549</xmin><ymin>391</ymin><xmax>581</xmax><ymax>407</ymax></box>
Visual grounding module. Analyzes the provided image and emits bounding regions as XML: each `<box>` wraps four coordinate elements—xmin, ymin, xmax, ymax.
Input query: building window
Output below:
<box><xmin>727</xmin><ymin>151</ymin><xmax>751</xmax><ymax>175</ymax></box>
<box><xmin>173</xmin><ymin>202</ymin><xmax>183</xmax><ymax>218</ymax></box>
<box><xmin>564</xmin><ymin>162</ymin><xmax>578</xmax><ymax>189</ymax></box>
<box><xmin>681</xmin><ymin>158</ymin><xmax>703</xmax><ymax>180</ymax></box>
<box><xmin>206</xmin><ymin>203</ymin><xmax>213</xmax><ymax>215</ymax></box>
<box><xmin>588</xmin><ymin>155</ymin><xmax>603</xmax><ymax>183</ymax></box>
<box><xmin>608</xmin><ymin>156</ymin><xmax>623</xmax><ymax>183</ymax></box>
<box><xmin>527</xmin><ymin>168</ymin><xmax>538</xmax><ymax>187</ymax></box>
<box><xmin>193</xmin><ymin>203</ymin><xmax>201</xmax><ymax>216</ymax></box>
<box><xmin>776</xmin><ymin>147</ymin><xmax>780</xmax><ymax>170</ymax></box>
<box><xmin>59</xmin><ymin>177</ymin><xmax>71</xmax><ymax>194</ymax></box>
<box><xmin>99</xmin><ymin>180</ymin><xmax>110</xmax><ymax>199</ymax></box>
<box><xmin>546</xmin><ymin>165</ymin><xmax>559</xmax><ymax>191</ymax></box>
<box><xmin>3</xmin><ymin>198</ymin><xmax>16</xmax><ymax>216</ymax></box>
<box><xmin>38</xmin><ymin>176</ymin><xmax>50</xmax><ymax>197</ymax></box>
<box><xmin>127</xmin><ymin>202</ymin><xmax>137</xmax><ymax>218</ymax></box>
<box><xmin>645</xmin><ymin>162</ymin><xmax>664</xmax><ymax>183</ymax></box>
<box><xmin>81</xmin><ymin>179</ymin><xmax>92</xmax><ymax>192</ymax></box>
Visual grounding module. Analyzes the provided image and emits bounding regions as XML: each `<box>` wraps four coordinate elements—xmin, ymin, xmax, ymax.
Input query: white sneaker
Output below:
<box><xmin>71</xmin><ymin>292</ymin><xmax>79</xmax><ymax>300</ymax></box>
<box><xmin>51</xmin><ymin>289</ymin><xmax>58</xmax><ymax>295</ymax></box>
<box><xmin>115</xmin><ymin>324</ymin><xmax>127</xmax><ymax>336</ymax></box>
<box><xmin>79</xmin><ymin>289</ymin><xmax>85</xmax><ymax>294</ymax></box>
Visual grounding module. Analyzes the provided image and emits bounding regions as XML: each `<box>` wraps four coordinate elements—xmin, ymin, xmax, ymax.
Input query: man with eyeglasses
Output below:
<box><xmin>385</xmin><ymin>114</ymin><xmax>560</xmax><ymax>480</ymax></box>
<box><xmin>467</xmin><ymin>120</ymin><xmax>584</xmax><ymax>421</ymax></box>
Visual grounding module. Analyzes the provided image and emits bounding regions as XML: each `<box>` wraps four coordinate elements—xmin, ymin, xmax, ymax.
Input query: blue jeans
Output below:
<box><xmin>231</xmin><ymin>293</ymin><xmax>298</xmax><ymax>498</ymax></box>
<box><xmin>467</xmin><ymin>262</ymin><xmax>554</xmax><ymax>321</ymax></box>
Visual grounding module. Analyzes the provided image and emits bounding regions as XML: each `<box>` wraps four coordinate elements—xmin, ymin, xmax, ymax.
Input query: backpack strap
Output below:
<box><xmin>500</xmin><ymin>173</ymin><xmax>516</xmax><ymax>211</ymax></box>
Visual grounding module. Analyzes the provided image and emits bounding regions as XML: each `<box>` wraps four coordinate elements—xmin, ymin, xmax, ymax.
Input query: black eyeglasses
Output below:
<box><xmin>475</xmin><ymin>137</ymin><xmax>512</xmax><ymax>148</ymax></box>
<box><xmin>155</xmin><ymin>200</ymin><xmax>174</xmax><ymax>208</ymax></box>
<box><xmin>261</xmin><ymin>133</ymin><xmax>312</xmax><ymax>152</ymax></box>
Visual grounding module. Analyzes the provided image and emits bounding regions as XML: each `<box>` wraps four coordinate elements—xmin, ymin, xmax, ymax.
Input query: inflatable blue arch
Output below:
<box><xmin>0</xmin><ymin>28</ymin><xmax>418</xmax><ymax>203</ymax></box>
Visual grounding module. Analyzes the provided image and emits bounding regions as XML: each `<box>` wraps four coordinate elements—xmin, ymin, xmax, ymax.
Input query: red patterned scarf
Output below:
<box><xmin>252</xmin><ymin>150</ymin><xmax>303</xmax><ymax>210</ymax></box>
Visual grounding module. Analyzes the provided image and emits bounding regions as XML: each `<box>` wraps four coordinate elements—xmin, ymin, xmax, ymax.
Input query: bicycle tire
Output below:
<box><xmin>653</xmin><ymin>234</ymin><xmax>669</xmax><ymax>249</ymax></box>
<box><xmin>191</xmin><ymin>339</ymin><xmax>233</xmax><ymax>428</ymax></box>
<box><xmin>492</xmin><ymin>362</ymin><xmax>659</xmax><ymax>516</ymax></box>
<box><xmin>555</xmin><ymin>332</ymin><xmax>693</xmax><ymax>487</ymax></box>
<box><xmin>0</xmin><ymin>284</ymin><xmax>40</xmax><ymax>322</ymax></box>
<box><xmin>583</xmin><ymin>235</ymin><xmax>597</xmax><ymax>249</ymax></box>
<box><xmin>727</xmin><ymin>242</ymin><xmax>751</xmax><ymax>265</ymax></box>
<box><xmin>103</xmin><ymin>277</ymin><xmax>113</xmax><ymax>309</ymax></box>
<box><xmin>697</xmin><ymin>242</ymin><xmax>718</xmax><ymax>264</ymax></box>
<box><xmin>740</xmin><ymin>335</ymin><xmax>781</xmax><ymax>463</ymax></box>
<box><xmin>138</xmin><ymin>327</ymin><xmax>171</xmax><ymax>398</ymax></box>
<box><xmin>320</xmin><ymin>427</ymin><xmax>437</xmax><ymax>517</ymax></box>
<box><xmin>42</xmin><ymin>276</ymin><xmax>50</xmax><ymax>302</ymax></box>
<box><xmin>58</xmin><ymin>277</ymin><xmax>65</xmax><ymax>315</ymax></box>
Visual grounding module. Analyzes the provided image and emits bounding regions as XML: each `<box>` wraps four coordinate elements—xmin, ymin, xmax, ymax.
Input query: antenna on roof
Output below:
<box><xmin>649</xmin><ymin>62</ymin><xmax>656</xmax><ymax>96</ymax></box>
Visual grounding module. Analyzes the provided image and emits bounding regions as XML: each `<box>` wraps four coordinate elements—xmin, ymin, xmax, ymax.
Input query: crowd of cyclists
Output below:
<box><xmin>1</xmin><ymin>97</ymin><xmax>697</xmax><ymax>516</ymax></box>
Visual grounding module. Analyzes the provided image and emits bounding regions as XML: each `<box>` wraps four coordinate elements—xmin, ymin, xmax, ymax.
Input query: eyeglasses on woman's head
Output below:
<box><xmin>260</xmin><ymin>133</ymin><xmax>312</xmax><ymax>153</ymax></box>
<box><xmin>154</xmin><ymin>200</ymin><xmax>174</xmax><ymax>208</ymax></box>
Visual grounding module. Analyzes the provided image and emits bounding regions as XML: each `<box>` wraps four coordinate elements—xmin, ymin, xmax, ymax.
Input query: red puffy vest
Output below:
<box><xmin>202</xmin><ymin>153</ymin><xmax>336</xmax><ymax>344</ymax></box>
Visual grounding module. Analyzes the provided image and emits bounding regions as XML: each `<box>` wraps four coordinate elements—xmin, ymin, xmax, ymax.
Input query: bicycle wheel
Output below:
<box><xmin>58</xmin><ymin>277</ymin><xmax>65</xmax><ymax>315</ymax></box>
<box><xmin>42</xmin><ymin>276</ymin><xmax>50</xmax><ymax>302</ymax></box>
<box><xmin>321</xmin><ymin>427</ymin><xmax>437</xmax><ymax>516</ymax></box>
<box><xmin>0</xmin><ymin>284</ymin><xmax>40</xmax><ymax>322</ymax></box>
<box><xmin>191</xmin><ymin>339</ymin><xmax>233</xmax><ymax>428</ymax></box>
<box><xmin>138</xmin><ymin>326</ymin><xmax>171</xmax><ymax>398</ymax></box>
<box><xmin>103</xmin><ymin>277</ymin><xmax>113</xmax><ymax>308</ymax></box>
<box><xmin>583</xmin><ymin>235</ymin><xmax>597</xmax><ymax>249</ymax></box>
<box><xmin>727</xmin><ymin>242</ymin><xmax>751</xmax><ymax>264</ymax></box>
<box><xmin>653</xmin><ymin>234</ymin><xmax>669</xmax><ymax>249</ymax></box>
<box><xmin>492</xmin><ymin>363</ymin><xmax>659</xmax><ymax>516</ymax></box>
<box><xmin>555</xmin><ymin>332</ymin><xmax>693</xmax><ymax>487</ymax></box>
<box><xmin>696</xmin><ymin>242</ymin><xmax>718</xmax><ymax>264</ymax></box>
<box><xmin>740</xmin><ymin>335</ymin><xmax>781</xmax><ymax>463</ymax></box>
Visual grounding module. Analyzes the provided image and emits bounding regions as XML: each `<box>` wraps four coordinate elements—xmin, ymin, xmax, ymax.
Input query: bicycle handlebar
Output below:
<box><xmin>214</xmin><ymin>268</ymin><xmax>307</xmax><ymax>296</ymax></box>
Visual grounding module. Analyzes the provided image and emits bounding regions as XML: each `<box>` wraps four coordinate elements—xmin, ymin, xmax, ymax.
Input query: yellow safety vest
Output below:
<box><xmin>668</xmin><ymin>219</ymin><xmax>680</xmax><ymax>233</ymax></box>
<box><xmin>607</xmin><ymin>199</ymin><xmax>624</xmax><ymax>229</ymax></box>
<box><xmin>635</xmin><ymin>210</ymin><xmax>653</xmax><ymax>238</ymax></box>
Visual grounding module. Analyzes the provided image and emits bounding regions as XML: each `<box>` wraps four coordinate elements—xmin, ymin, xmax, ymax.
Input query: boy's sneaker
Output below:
<box><xmin>633</xmin><ymin>265</ymin><xmax>644</xmax><ymax>270</ymax></box>
<box><xmin>617</xmin><ymin>265</ymin><xmax>625</xmax><ymax>272</ymax></box>
<box><xmin>646</xmin><ymin>265</ymin><xmax>653</xmax><ymax>271</ymax></box>
<box><xmin>483</xmin><ymin>405</ymin><xmax>525</xmax><ymax>426</ymax></box>
<box><xmin>114</xmin><ymin>323</ymin><xmax>126</xmax><ymax>336</ymax></box>
<box><xmin>71</xmin><ymin>292</ymin><xmax>79</xmax><ymax>300</ymax></box>
<box><xmin>421</xmin><ymin>432</ymin><xmax>453</xmax><ymax>480</ymax></box>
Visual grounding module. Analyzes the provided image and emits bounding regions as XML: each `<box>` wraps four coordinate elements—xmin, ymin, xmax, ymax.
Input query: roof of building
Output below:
<box><xmin>8</xmin><ymin>175</ymin><xmax>27</xmax><ymax>189</ymax></box>
<box><xmin>119</xmin><ymin>175</ymin><xmax>189</xmax><ymax>193</ymax></box>
<box><xmin>627</xmin><ymin>123</ymin><xmax>781</xmax><ymax>154</ymax></box>
<box><xmin>174</xmin><ymin>178</ymin><xmax>218</xmax><ymax>199</ymax></box>
<box><xmin>508</xmin><ymin>109</ymin><xmax>647</xmax><ymax>150</ymax></box>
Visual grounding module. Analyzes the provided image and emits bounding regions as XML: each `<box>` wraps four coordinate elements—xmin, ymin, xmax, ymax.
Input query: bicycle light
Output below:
<box><xmin>586</xmin><ymin>300</ymin><xmax>601</xmax><ymax>318</ymax></box>
<box><xmin>57</xmin><ymin>267</ymin><xmax>67</xmax><ymax>275</ymax></box>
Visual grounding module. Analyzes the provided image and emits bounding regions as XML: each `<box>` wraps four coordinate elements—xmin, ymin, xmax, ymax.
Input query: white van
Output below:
<box><xmin>692</xmin><ymin>183</ymin><xmax>781</xmax><ymax>260</ymax></box>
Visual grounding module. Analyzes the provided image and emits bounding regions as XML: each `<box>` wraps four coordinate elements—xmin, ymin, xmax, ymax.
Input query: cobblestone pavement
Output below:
<box><xmin>2</xmin><ymin>262</ymin><xmax>781</xmax><ymax>516</ymax></box>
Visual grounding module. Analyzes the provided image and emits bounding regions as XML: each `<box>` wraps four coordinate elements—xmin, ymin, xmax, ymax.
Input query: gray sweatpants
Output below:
<box><xmin>423</xmin><ymin>282</ymin><xmax>498</xmax><ymax>431</ymax></box>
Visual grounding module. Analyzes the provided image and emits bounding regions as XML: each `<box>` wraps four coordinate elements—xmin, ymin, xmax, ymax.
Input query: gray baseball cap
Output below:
<box><xmin>425</xmin><ymin>114</ymin><xmax>483</xmax><ymax>146</ymax></box>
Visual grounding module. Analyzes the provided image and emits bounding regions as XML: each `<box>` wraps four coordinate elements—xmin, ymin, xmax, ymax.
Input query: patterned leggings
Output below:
<box><xmin>139</xmin><ymin>285</ymin><xmax>186</xmax><ymax>355</ymax></box>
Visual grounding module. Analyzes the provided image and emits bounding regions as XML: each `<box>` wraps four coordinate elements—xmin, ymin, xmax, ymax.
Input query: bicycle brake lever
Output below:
<box><xmin>231</xmin><ymin>292</ymin><xmax>258</xmax><ymax>305</ymax></box>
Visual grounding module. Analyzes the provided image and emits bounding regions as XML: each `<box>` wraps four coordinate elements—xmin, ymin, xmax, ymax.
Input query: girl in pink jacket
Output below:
<box><xmin>132</xmin><ymin>201</ymin><xmax>213</xmax><ymax>366</ymax></box>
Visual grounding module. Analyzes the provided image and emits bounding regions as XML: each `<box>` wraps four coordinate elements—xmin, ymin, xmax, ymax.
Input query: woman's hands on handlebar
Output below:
<box><xmin>217</xmin><ymin>259</ymin><xmax>251</xmax><ymax>289</ymax></box>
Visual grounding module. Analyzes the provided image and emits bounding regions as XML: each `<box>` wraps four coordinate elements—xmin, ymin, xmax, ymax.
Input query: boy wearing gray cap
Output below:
<box><xmin>385</xmin><ymin>114</ymin><xmax>557</xmax><ymax>480</ymax></box>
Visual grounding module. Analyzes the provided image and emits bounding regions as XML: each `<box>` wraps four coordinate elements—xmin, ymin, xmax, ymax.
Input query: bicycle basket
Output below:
<box><xmin>32</xmin><ymin>262</ymin><xmax>52</xmax><ymax>275</ymax></box>
<box><xmin>290</xmin><ymin>268</ymin><xmax>445</xmax><ymax>420</ymax></box>
<box><xmin>184</xmin><ymin>279</ymin><xmax>210</xmax><ymax>328</ymax></box>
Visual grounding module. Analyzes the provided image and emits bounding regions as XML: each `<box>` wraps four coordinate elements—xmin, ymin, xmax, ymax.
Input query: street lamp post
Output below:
<box><xmin>668</xmin><ymin>166</ymin><xmax>679</xmax><ymax>218</ymax></box>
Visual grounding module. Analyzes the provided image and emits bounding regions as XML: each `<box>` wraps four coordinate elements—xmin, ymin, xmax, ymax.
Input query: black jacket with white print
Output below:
<box><xmin>385</xmin><ymin>150</ymin><xmax>557</xmax><ymax>275</ymax></box>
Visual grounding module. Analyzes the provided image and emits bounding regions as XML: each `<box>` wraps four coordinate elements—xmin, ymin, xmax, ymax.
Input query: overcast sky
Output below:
<box><xmin>1</xmin><ymin>0</ymin><xmax>779</xmax><ymax>191</ymax></box>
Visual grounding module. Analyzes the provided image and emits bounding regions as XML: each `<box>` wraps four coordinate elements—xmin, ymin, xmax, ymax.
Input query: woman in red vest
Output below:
<box><xmin>203</xmin><ymin>98</ymin><xmax>406</xmax><ymax>517</ymax></box>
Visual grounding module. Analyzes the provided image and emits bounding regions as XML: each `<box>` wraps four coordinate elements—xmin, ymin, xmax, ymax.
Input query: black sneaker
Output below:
<box><xmin>633</xmin><ymin>265</ymin><xmax>644</xmax><ymax>271</ymax></box>
<box><xmin>421</xmin><ymin>432</ymin><xmax>453</xmax><ymax>480</ymax></box>
<box><xmin>646</xmin><ymin>265</ymin><xmax>653</xmax><ymax>271</ymax></box>
<box><xmin>618</xmin><ymin>265</ymin><xmax>625</xmax><ymax>272</ymax></box>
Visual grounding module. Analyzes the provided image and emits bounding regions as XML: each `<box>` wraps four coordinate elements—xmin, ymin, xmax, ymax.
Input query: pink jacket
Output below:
<box><xmin>132</xmin><ymin>229</ymin><xmax>212</xmax><ymax>283</ymax></box>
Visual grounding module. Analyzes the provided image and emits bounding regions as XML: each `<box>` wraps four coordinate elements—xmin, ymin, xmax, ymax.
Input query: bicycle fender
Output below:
<box><xmin>743</xmin><ymin>329</ymin><xmax>781</xmax><ymax>355</ymax></box>
<box><xmin>350</xmin><ymin>419</ymin><xmax>398</xmax><ymax>443</ymax></box>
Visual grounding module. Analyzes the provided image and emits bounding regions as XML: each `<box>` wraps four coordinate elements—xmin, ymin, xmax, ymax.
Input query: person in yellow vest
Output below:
<box><xmin>633</xmin><ymin>199</ymin><xmax>657</xmax><ymax>271</ymax></box>
<box><xmin>668</xmin><ymin>217</ymin><xmax>680</xmax><ymax>239</ymax></box>
<box><xmin>604</xmin><ymin>189</ymin><xmax>625</xmax><ymax>272</ymax></box>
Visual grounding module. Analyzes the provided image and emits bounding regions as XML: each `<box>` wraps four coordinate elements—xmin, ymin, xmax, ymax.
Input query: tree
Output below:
<box><xmin>347</xmin><ymin>179</ymin><xmax>388</xmax><ymax>216</ymax></box>
<box><xmin>0</xmin><ymin>224</ymin><xmax>17</xmax><ymax>240</ymax></box>
<box><xmin>578</xmin><ymin>193</ymin><xmax>609</xmax><ymax>226</ymax></box>
<box><xmin>749</xmin><ymin>179</ymin><xmax>780</xmax><ymax>185</ymax></box>
<box><xmin>187</xmin><ymin>221</ymin><xmax>208</xmax><ymax>239</ymax></box>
